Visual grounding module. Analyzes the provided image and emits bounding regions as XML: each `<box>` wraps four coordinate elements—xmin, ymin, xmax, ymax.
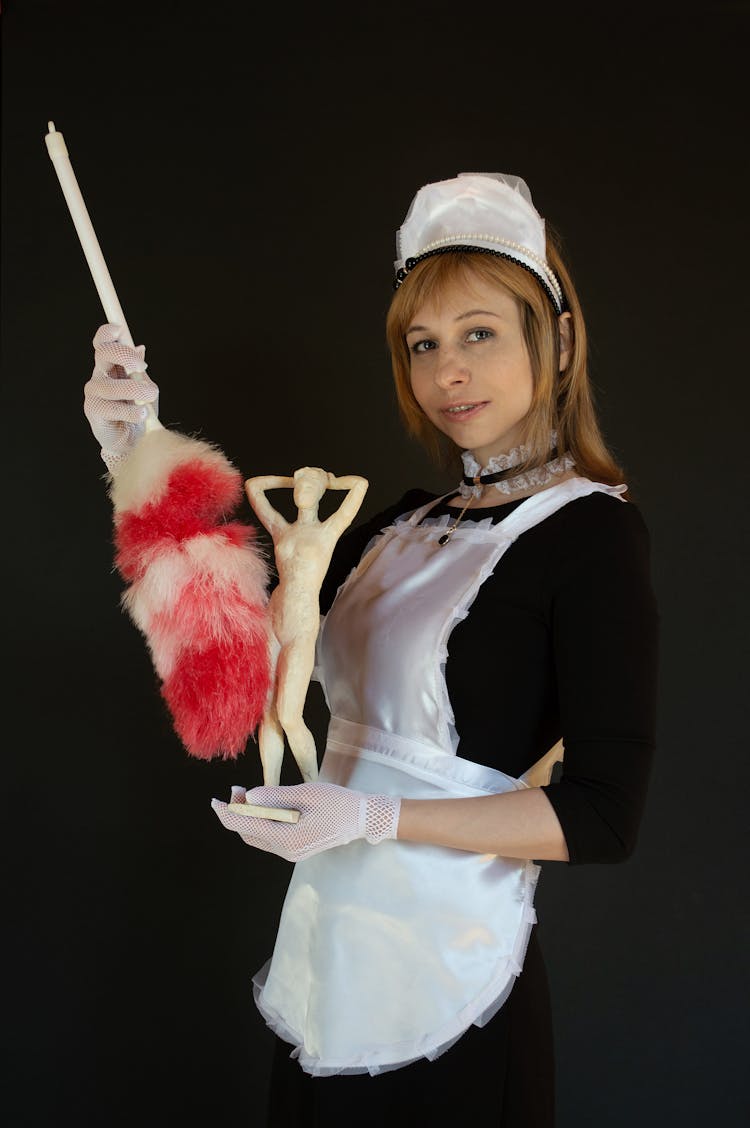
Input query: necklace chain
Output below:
<box><xmin>437</xmin><ymin>484</ymin><xmax>482</xmax><ymax>546</ymax></box>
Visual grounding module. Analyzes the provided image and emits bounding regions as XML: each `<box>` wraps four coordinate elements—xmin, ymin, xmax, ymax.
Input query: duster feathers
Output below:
<box><xmin>109</xmin><ymin>428</ymin><xmax>272</xmax><ymax>759</ymax></box>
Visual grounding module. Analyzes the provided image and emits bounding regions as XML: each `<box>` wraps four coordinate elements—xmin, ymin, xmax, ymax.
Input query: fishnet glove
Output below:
<box><xmin>211</xmin><ymin>782</ymin><xmax>401</xmax><ymax>862</ymax></box>
<box><xmin>83</xmin><ymin>323</ymin><xmax>159</xmax><ymax>471</ymax></box>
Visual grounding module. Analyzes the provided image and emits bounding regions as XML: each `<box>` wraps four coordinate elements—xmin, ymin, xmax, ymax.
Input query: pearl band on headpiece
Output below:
<box><xmin>393</xmin><ymin>172</ymin><xmax>565</xmax><ymax>314</ymax></box>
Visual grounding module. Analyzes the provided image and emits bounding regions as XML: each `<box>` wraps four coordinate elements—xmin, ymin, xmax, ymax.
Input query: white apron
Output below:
<box><xmin>253</xmin><ymin>477</ymin><xmax>627</xmax><ymax>1076</ymax></box>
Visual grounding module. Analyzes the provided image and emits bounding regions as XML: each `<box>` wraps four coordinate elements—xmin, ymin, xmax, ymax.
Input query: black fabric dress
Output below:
<box><xmin>265</xmin><ymin>485</ymin><xmax>660</xmax><ymax>1127</ymax></box>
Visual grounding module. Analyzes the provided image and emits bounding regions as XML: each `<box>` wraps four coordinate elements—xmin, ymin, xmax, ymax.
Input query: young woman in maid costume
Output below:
<box><xmin>83</xmin><ymin>173</ymin><xmax>659</xmax><ymax>1125</ymax></box>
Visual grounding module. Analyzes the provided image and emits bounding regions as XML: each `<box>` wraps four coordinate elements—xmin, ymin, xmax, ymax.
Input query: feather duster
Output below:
<box><xmin>45</xmin><ymin>121</ymin><xmax>272</xmax><ymax>761</ymax></box>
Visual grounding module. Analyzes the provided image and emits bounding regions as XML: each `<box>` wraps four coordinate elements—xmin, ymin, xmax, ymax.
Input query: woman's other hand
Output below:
<box><xmin>211</xmin><ymin>782</ymin><xmax>401</xmax><ymax>862</ymax></box>
<box><xmin>83</xmin><ymin>323</ymin><xmax>159</xmax><ymax>472</ymax></box>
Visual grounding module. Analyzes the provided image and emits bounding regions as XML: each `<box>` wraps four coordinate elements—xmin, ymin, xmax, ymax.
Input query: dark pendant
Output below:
<box><xmin>438</xmin><ymin>531</ymin><xmax>453</xmax><ymax>546</ymax></box>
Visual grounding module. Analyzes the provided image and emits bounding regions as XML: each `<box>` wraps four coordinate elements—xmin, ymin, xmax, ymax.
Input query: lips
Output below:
<box><xmin>441</xmin><ymin>401</ymin><xmax>488</xmax><ymax>421</ymax></box>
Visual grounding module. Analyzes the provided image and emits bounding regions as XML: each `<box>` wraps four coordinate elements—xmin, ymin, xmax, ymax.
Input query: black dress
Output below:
<box><xmin>265</xmin><ymin>486</ymin><xmax>660</xmax><ymax>1126</ymax></box>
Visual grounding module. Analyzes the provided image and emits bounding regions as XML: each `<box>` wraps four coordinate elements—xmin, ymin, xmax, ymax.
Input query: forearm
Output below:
<box><xmin>327</xmin><ymin>477</ymin><xmax>369</xmax><ymax>532</ymax></box>
<box><xmin>397</xmin><ymin>786</ymin><xmax>569</xmax><ymax>862</ymax></box>
<box><xmin>245</xmin><ymin>475</ymin><xmax>294</xmax><ymax>495</ymax></box>
<box><xmin>327</xmin><ymin>474</ymin><xmax>367</xmax><ymax>490</ymax></box>
<box><xmin>244</xmin><ymin>477</ymin><xmax>292</xmax><ymax>534</ymax></box>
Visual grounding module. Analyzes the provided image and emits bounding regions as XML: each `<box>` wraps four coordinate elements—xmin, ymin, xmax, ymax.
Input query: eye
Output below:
<box><xmin>466</xmin><ymin>327</ymin><xmax>494</xmax><ymax>343</ymax></box>
<box><xmin>409</xmin><ymin>338</ymin><xmax>438</xmax><ymax>355</ymax></box>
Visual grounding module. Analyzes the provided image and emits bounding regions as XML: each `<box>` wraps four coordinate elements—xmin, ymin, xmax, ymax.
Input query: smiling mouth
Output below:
<box><xmin>442</xmin><ymin>402</ymin><xmax>488</xmax><ymax>418</ymax></box>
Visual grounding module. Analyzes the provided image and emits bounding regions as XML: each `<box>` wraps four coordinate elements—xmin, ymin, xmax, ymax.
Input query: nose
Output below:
<box><xmin>434</xmin><ymin>346</ymin><xmax>469</xmax><ymax>389</ymax></box>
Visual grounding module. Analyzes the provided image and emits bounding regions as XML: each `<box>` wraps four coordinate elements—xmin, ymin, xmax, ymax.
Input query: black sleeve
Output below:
<box><xmin>541</xmin><ymin>495</ymin><xmax>660</xmax><ymax>864</ymax></box>
<box><xmin>319</xmin><ymin>489</ymin><xmax>435</xmax><ymax>615</ymax></box>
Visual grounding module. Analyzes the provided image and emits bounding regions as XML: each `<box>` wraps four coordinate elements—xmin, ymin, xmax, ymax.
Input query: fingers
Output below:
<box><xmin>85</xmin><ymin>369</ymin><xmax>158</xmax><ymax>408</ymax></box>
<box><xmin>93</xmin><ymin>324</ymin><xmax>148</xmax><ymax>376</ymax></box>
<box><xmin>211</xmin><ymin>797</ymin><xmax>297</xmax><ymax>861</ymax></box>
<box><xmin>95</xmin><ymin>341</ymin><xmax>147</xmax><ymax>377</ymax></box>
<box><xmin>83</xmin><ymin>372</ymin><xmax>153</xmax><ymax>454</ymax></box>
<box><xmin>93</xmin><ymin>322</ymin><xmax>124</xmax><ymax>347</ymax></box>
<box><xmin>244</xmin><ymin>784</ymin><xmax>306</xmax><ymax>810</ymax></box>
<box><xmin>84</xmin><ymin>385</ymin><xmax>154</xmax><ymax>427</ymax></box>
<box><xmin>211</xmin><ymin>798</ymin><xmax>259</xmax><ymax>835</ymax></box>
<box><xmin>84</xmin><ymin>325</ymin><xmax>158</xmax><ymax>465</ymax></box>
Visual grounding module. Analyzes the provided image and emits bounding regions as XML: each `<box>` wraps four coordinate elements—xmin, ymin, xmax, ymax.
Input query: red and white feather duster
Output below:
<box><xmin>45</xmin><ymin>121</ymin><xmax>272</xmax><ymax>762</ymax></box>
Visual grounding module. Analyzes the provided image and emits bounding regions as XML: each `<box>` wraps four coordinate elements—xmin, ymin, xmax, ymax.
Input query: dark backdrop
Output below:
<box><xmin>3</xmin><ymin>2</ymin><xmax>748</xmax><ymax>1125</ymax></box>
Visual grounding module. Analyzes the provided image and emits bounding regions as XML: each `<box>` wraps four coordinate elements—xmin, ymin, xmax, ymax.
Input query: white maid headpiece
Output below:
<box><xmin>393</xmin><ymin>172</ymin><xmax>565</xmax><ymax>313</ymax></box>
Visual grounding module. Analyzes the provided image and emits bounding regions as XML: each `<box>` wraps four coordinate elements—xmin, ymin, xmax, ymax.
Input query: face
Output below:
<box><xmin>293</xmin><ymin>470</ymin><xmax>326</xmax><ymax>509</ymax></box>
<box><xmin>405</xmin><ymin>274</ymin><xmax>534</xmax><ymax>466</ymax></box>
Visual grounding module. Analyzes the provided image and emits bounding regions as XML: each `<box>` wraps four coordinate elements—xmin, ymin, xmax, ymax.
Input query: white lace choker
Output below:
<box><xmin>458</xmin><ymin>434</ymin><xmax>575</xmax><ymax>499</ymax></box>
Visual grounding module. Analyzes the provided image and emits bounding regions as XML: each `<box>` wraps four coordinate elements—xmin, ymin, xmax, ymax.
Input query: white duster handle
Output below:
<box><xmin>45</xmin><ymin>121</ymin><xmax>161</xmax><ymax>427</ymax></box>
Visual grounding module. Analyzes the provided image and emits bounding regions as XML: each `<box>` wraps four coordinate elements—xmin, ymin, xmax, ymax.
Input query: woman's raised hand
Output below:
<box><xmin>83</xmin><ymin>323</ymin><xmax>159</xmax><ymax>472</ymax></box>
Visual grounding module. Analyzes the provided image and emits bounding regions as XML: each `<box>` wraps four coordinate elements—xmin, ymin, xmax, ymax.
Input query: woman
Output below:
<box><xmin>83</xmin><ymin>172</ymin><xmax>659</xmax><ymax>1125</ymax></box>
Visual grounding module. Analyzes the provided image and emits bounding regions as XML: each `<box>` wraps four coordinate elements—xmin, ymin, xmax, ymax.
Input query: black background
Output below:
<box><xmin>2</xmin><ymin>2</ymin><xmax>749</xmax><ymax>1125</ymax></box>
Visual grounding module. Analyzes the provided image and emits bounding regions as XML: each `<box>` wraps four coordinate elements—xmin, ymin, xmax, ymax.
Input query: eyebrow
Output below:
<box><xmin>405</xmin><ymin>309</ymin><xmax>505</xmax><ymax>335</ymax></box>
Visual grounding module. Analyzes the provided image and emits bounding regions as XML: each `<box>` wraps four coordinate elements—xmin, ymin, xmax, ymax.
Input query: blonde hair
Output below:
<box><xmin>385</xmin><ymin>233</ymin><xmax>627</xmax><ymax>491</ymax></box>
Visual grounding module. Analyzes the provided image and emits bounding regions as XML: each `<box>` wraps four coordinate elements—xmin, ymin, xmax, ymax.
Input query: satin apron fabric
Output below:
<box><xmin>253</xmin><ymin>477</ymin><xmax>627</xmax><ymax>1076</ymax></box>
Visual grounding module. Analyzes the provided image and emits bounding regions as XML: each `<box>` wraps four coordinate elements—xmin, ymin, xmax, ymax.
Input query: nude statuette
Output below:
<box><xmin>244</xmin><ymin>467</ymin><xmax>369</xmax><ymax>787</ymax></box>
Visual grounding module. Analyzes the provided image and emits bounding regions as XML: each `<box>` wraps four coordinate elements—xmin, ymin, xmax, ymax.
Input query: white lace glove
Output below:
<box><xmin>83</xmin><ymin>323</ymin><xmax>159</xmax><ymax>472</ymax></box>
<box><xmin>211</xmin><ymin>782</ymin><xmax>401</xmax><ymax>862</ymax></box>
